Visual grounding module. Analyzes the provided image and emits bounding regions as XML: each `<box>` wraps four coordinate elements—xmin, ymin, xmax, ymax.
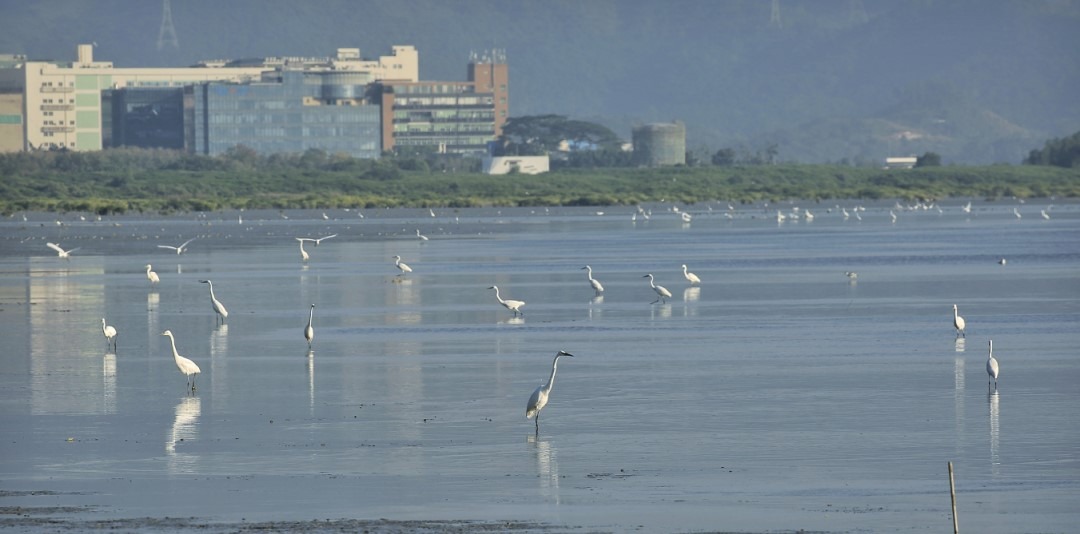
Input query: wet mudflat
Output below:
<box><xmin>0</xmin><ymin>201</ymin><xmax>1078</xmax><ymax>533</ymax></box>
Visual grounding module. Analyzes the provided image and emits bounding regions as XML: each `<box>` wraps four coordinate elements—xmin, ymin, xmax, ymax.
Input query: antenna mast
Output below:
<box><xmin>158</xmin><ymin>0</ymin><xmax>179</xmax><ymax>50</ymax></box>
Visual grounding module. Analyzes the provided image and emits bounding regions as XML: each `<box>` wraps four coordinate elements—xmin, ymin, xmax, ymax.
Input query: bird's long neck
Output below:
<box><xmin>649</xmin><ymin>276</ymin><xmax>656</xmax><ymax>288</ymax></box>
<box><xmin>493</xmin><ymin>287</ymin><xmax>504</xmax><ymax>303</ymax></box>
<box><xmin>546</xmin><ymin>356</ymin><xmax>561</xmax><ymax>390</ymax></box>
<box><xmin>308</xmin><ymin>306</ymin><xmax>315</xmax><ymax>327</ymax></box>
<box><xmin>207</xmin><ymin>284</ymin><xmax>216</xmax><ymax>300</ymax></box>
<box><xmin>167</xmin><ymin>335</ymin><xmax>180</xmax><ymax>360</ymax></box>
<box><xmin>988</xmin><ymin>341</ymin><xmax>993</xmax><ymax>359</ymax></box>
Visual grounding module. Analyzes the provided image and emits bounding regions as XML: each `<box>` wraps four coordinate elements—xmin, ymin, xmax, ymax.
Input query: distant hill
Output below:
<box><xmin>1</xmin><ymin>0</ymin><xmax>1077</xmax><ymax>164</ymax></box>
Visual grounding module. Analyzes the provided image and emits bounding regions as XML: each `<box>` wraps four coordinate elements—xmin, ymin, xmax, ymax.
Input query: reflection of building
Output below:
<box><xmin>632</xmin><ymin>122</ymin><xmax>686</xmax><ymax>166</ymax></box>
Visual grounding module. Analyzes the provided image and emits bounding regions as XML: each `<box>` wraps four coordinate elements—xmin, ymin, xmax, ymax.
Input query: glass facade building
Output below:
<box><xmin>106</xmin><ymin>87</ymin><xmax>185</xmax><ymax>149</ymax></box>
<box><xmin>189</xmin><ymin>71</ymin><xmax>381</xmax><ymax>158</ymax></box>
<box><xmin>376</xmin><ymin>82</ymin><xmax>496</xmax><ymax>155</ymax></box>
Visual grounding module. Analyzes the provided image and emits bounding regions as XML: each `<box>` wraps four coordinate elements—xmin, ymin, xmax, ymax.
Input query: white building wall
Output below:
<box><xmin>483</xmin><ymin>155</ymin><xmax>550</xmax><ymax>175</ymax></box>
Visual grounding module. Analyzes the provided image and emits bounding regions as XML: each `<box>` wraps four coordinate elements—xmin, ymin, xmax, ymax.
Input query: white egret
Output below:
<box><xmin>304</xmin><ymin>304</ymin><xmax>315</xmax><ymax>349</ymax></box>
<box><xmin>962</xmin><ymin>201</ymin><xmax>972</xmax><ymax>214</ymax></box>
<box><xmin>416</xmin><ymin>229</ymin><xmax>429</xmax><ymax>241</ymax></box>
<box><xmin>162</xmin><ymin>330</ymin><xmax>201</xmax><ymax>392</ymax></box>
<box><xmin>581</xmin><ymin>265</ymin><xmax>604</xmax><ymax>295</ymax></box>
<box><xmin>1013</xmin><ymin>207</ymin><xmax>1022</xmax><ymax>219</ymax></box>
<box><xmin>429</xmin><ymin>208</ymin><xmax>436</xmax><ymax>217</ymax></box>
<box><xmin>393</xmin><ymin>255</ymin><xmax>413</xmax><ymax>275</ymax></box>
<box><xmin>199</xmin><ymin>280</ymin><xmax>229</xmax><ymax>323</ymax></box>
<box><xmin>681</xmin><ymin>264</ymin><xmax>701</xmax><ymax>285</ymax></box>
<box><xmin>146</xmin><ymin>264</ymin><xmax>160</xmax><ymax>284</ymax></box>
<box><xmin>643</xmin><ymin>274</ymin><xmax>672</xmax><ymax>304</ymax></box>
<box><xmin>297</xmin><ymin>234</ymin><xmax>338</xmax><ymax>247</ymax></box>
<box><xmin>488</xmin><ymin>285</ymin><xmax>525</xmax><ymax>316</ymax></box>
<box><xmin>295</xmin><ymin>238</ymin><xmax>310</xmax><ymax>261</ymax></box>
<box><xmin>101</xmin><ymin>318</ymin><xmax>117</xmax><ymax>350</ymax></box>
<box><xmin>889</xmin><ymin>210</ymin><xmax>897</xmax><ymax>223</ymax></box>
<box><xmin>986</xmin><ymin>340</ymin><xmax>999</xmax><ymax>391</ymax></box>
<box><xmin>680</xmin><ymin>211</ymin><xmax>693</xmax><ymax>223</ymax></box>
<box><xmin>1040</xmin><ymin>209</ymin><xmax>1050</xmax><ymax>220</ymax></box>
<box><xmin>46</xmin><ymin>242</ymin><xmax>79</xmax><ymax>259</ymax></box>
<box><xmin>844</xmin><ymin>271</ymin><xmax>858</xmax><ymax>280</ymax></box>
<box><xmin>526</xmin><ymin>350</ymin><xmax>574</xmax><ymax>434</ymax></box>
<box><xmin>998</xmin><ymin>258</ymin><xmax>1007</xmax><ymax>266</ymax></box>
<box><xmin>952</xmin><ymin>304</ymin><xmax>966</xmax><ymax>338</ymax></box>
<box><xmin>157</xmin><ymin>237</ymin><xmax>196</xmax><ymax>255</ymax></box>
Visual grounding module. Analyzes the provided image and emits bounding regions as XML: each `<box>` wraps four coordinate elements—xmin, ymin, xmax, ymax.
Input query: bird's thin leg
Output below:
<box><xmin>535</xmin><ymin>414</ymin><xmax>540</xmax><ymax>434</ymax></box>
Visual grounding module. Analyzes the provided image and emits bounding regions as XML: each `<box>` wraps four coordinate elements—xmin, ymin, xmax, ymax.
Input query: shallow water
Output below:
<box><xmin>1</xmin><ymin>200</ymin><xmax>1078</xmax><ymax>533</ymax></box>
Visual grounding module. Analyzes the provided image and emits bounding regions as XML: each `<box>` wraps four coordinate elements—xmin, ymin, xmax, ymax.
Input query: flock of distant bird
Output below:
<box><xmin>61</xmin><ymin>200</ymin><xmax>1026</xmax><ymax>429</ymax></box>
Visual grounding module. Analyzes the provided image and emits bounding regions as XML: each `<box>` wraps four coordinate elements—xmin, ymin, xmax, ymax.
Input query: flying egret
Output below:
<box><xmin>986</xmin><ymin>340</ymin><xmax>999</xmax><ymax>391</ymax></box>
<box><xmin>158</xmin><ymin>237</ymin><xmax>196</xmax><ymax>255</ymax></box>
<box><xmin>962</xmin><ymin>201</ymin><xmax>972</xmax><ymax>214</ymax></box>
<box><xmin>297</xmin><ymin>234</ymin><xmax>338</xmax><ymax>247</ymax></box>
<box><xmin>146</xmin><ymin>264</ymin><xmax>160</xmax><ymax>284</ymax></box>
<box><xmin>295</xmin><ymin>238</ymin><xmax>310</xmax><ymax>261</ymax></box>
<box><xmin>952</xmin><ymin>304</ymin><xmax>966</xmax><ymax>338</ymax></box>
<box><xmin>488</xmin><ymin>285</ymin><xmax>525</xmax><ymax>316</ymax></box>
<box><xmin>46</xmin><ymin>242</ymin><xmax>79</xmax><ymax>259</ymax></box>
<box><xmin>581</xmin><ymin>265</ymin><xmax>604</xmax><ymax>295</ymax></box>
<box><xmin>416</xmin><ymin>229</ymin><xmax>429</xmax><ymax>241</ymax></box>
<box><xmin>304</xmin><ymin>304</ymin><xmax>315</xmax><ymax>349</ymax></box>
<box><xmin>526</xmin><ymin>350</ymin><xmax>574</xmax><ymax>434</ymax></box>
<box><xmin>393</xmin><ymin>255</ymin><xmax>413</xmax><ymax>275</ymax></box>
<box><xmin>101</xmin><ymin>318</ymin><xmax>117</xmax><ymax>350</ymax></box>
<box><xmin>199</xmin><ymin>280</ymin><xmax>229</xmax><ymax>323</ymax></box>
<box><xmin>681</xmin><ymin>264</ymin><xmax>701</xmax><ymax>285</ymax></box>
<box><xmin>643</xmin><ymin>274</ymin><xmax>672</xmax><ymax>304</ymax></box>
<box><xmin>162</xmin><ymin>330</ymin><xmax>201</xmax><ymax>392</ymax></box>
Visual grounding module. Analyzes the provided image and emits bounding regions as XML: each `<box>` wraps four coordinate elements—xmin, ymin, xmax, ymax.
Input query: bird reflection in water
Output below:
<box><xmin>954</xmin><ymin>337</ymin><xmax>965</xmax><ymax>353</ymax></box>
<box><xmin>210</xmin><ymin>323</ymin><xmax>228</xmax><ymax>357</ymax></box>
<box><xmin>528</xmin><ymin>435</ymin><xmax>560</xmax><ymax>503</ymax></box>
<box><xmin>103</xmin><ymin>352</ymin><xmax>116</xmax><ymax>415</ymax></box>
<box><xmin>306</xmin><ymin>353</ymin><xmax>315</xmax><ymax>414</ymax></box>
<box><xmin>988</xmin><ymin>391</ymin><xmax>1000</xmax><ymax>476</ymax></box>
<box><xmin>166</xmin><ymin>396</ymin><xmax>201</xmax><ymax>474</ymax></box>
<box><xmin>953</xmin><ymin>355</ymin><xmax>964</xmax><ymax>454</ymax></box>
<box><xmin>683</xmin><ymin>286</ymin><xmax>701</xmax><ymax>303</ymax></box>
<box><xmin>502</xmin><ymin>316</ymin><xmax>525</xmax><ymax>326</ymax></box>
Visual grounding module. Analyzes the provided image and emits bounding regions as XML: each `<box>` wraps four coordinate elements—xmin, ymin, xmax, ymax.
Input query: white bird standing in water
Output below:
<box><xmin>845</xmin><ymin>271</ymin><xmax>858</xmax><ymax>280</ymax></box>
<box><xmin>304</xmin><ymin>304</ymin><xmax>315</xmax><ymax>349</ymax></box>
<box><xmin>145</xmin><ymin>264</ymin><xmax>160</xmax><ymax>284</ymax></box>
<box><xmin>526</xmin><ymin>350</ymin><xmax>574</xmax><ymax>434</ymax></box>
<box><xmin>199</xmin><ymin>280</ymin><xmax>228</xmax><ymax>323</ymax></box>
<box><xmin>986</xmin><ymin>340</ymin><xmax>999</xmax><ymax>391</ymax></box>
<box><xmin>582</xmin><ymin>265</ymin><xmax>604</xmax><ymax>295</ymax></box>
<box><xmin>681</xmin><ymin>264</ymin><xmax>701</xmax><ymax>285</ymax></box>
<box><xmin>952</xmin><ymin>304</ymin><xmax>966</xmax><ymax>338</ymax></box>
<box><xmin>643</xmin><ymin>274</ymin><xmax>672</xmax><ymax>304</ymax></box>
<box><xmin>1040</xmin><ymin>209</ymin><xmax>1050</xmax><ymax>220</ymax></box>
<box><xmin>416</xmin><ymin>229</ymin><xmax>429</xmax><ymax>241</ymax></box>
<box><xmin>488</xmin><ymin>285</ymin><xmax>525</xmax><ymax>316</ymax></box>
<box><xmin>157</xmin><ymin>237</ymin><xmax>196</xmax><ymax>255</ymax></box>
<box><xmin>162</xmin><ymin>329</ymin><xmax>201</xmax><ymax>392</ymax></box>
<box><xmin>46</xmin><ymin>242</ymin><xmax>79</xmax><ymax>259</ymax></box>
<box><xmin>1013</xmin><ymin>207</ymin><xmax>1022</xmax><ymax>219</ymax></box>
<box><xmin>393</xmin><ymin>255</ymin><xmax>413</xmax><ymax>275</ymax></box>
<box><xmin>101</xmin><ymin>318</ymin><xmax>117</xmax><ymax>350</ymax></box>
<box><xmin>295</xmin><ymin>238</ymin><xmax>310</xmax><ymax>261</ymax></box>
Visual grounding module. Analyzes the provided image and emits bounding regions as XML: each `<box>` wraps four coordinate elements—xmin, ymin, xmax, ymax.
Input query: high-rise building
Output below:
<box><xmin>12</xmin><ymin>44</ymin><xmax>418</xmax><ymax>152</ymax></box>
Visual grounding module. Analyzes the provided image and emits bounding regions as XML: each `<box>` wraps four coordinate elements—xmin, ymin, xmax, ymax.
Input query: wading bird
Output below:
<box><xmin>157</xmin><ymin>237</ymin><xmax>196</xmax><ymax>255</ymax></box>
<box><xmin>295</xmin><ymin>238</ymin><xmax>310</xmax><ymax>262</ymax></box>
<box><xmin>844</xmin><ymin>271</ymin><xmax>858</xmax><ymax>280</ymax></box>
<box><xmin>582</xmin><ymin>265</ymin><xmax>604</xmax><ymax>295</ymax></box>
<box><xmin>526</xmin><ymin>350</ymin><xmax>574</xmax><ymax>434</ymax></box>
<box><xmin>46</xmin><ymin>242</ymin><xmax>79</xmax><ymax>259</ymax></box>
<box><xmin>304</xmin><ymin>304</ymin><xmax>315</xmax><ymax>349</ymax></box>
<box><xmin>488</xmin><ymin>285</ymin><xmax>525</xmax><ymax>316</ymax></box>
<box><xmin>643</xmin><ymin>274</ymin><xmax>672</xmax><ymax>304</ymax></box>
<box><xmin>986</xmin><ymin>340</ymin><xmax>999</xmax><ymax>391</ymax></box>
<box><xmin>101</xmin><ymin>318</ymin><xmax>117</xmax><ymax>350</ymax></box>
<box><xmin>162</xmin><ymin>330</ymin><xmax>201</xmax><ymax>392</ymax></box>
<box><xmin>393</xmin><ymin>255</ymin><xmax>412</xmax><ymax>275</ymax></box>
<box><xmin>416</xmin><ymin>229</ymin><xmax>429</xmax><ymax>241</ymax></box>
<box><xmin>681</xmin><ymin>264</ymin><xmax>701</xmax><ymax>286</ymax></box>
<box><xmin>146</xmin><ymin>264</ymin><xmax>160</xmax><ymax>284</ymax></box>
<box><xmin>953</xmin><ymin>304</ymin><xmax>966</xmax><ymax>338</ymax></box>
<box><xmin>199</xmin><ymin>280</ymin><xmax>229</xmax><ymax>324</ymax></box>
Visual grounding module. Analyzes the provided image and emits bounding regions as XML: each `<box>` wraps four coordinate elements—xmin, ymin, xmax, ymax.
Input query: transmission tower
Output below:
<box><xmin>157</xmin><ymin>0</ymin><xmax>179</xmax><ymax>50</ymax></box>
<box><xmin>770</xmin><ymin>0</ymin><xmax>782</xmax><ymax>29</ymax></box>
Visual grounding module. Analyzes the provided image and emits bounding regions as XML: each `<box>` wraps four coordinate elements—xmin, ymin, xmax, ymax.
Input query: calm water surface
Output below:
<box><xmin>1</xmin><ymin>200</ymin><xmax>1078</xmax><ymax>533</ymax></box>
